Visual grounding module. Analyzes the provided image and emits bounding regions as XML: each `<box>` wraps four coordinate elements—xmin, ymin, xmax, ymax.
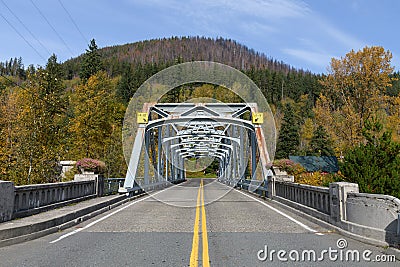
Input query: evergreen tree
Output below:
<box><xmin>116</xmin><ymin>63</ymin><xmax>135</xmax><ymax>104</ymax></box>
<box><xmin>275</xmin><ymin>103</ymin><xmax>299</xmax><ymax>159</ymax></box>
<box><xmin>80</xmin><ymin>39</ymin><xmax>102</xmax><ymax>82</ymax></box>
<box><xmin>309</xmin><ymin>125</ymin><xmax>335</xmax><ymax>156</ymax></box>
<box><xmin>340</xmin><ymin>120</ymin><xmax>400</xmax><ymax>198</ymax></box>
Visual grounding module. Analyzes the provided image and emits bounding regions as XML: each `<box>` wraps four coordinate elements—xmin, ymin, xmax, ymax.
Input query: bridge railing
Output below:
<box><xmin>274</xmin><ymin>180</ymin><xmax>399</xmax><ymax>246</ymax></box>
<box><xmin>226</xmin><ymin>176</ymin><xmax>400</xmax><ymax>247</ymax></box>
<box><xmin>104</xmin><ymin>178</ymin><xmax>125</xmax><ymax>195</ymax></box>
<box><xmin>275</xmin><ymin>181</ymin><xmax>330</xmax><ymax>215</ymax></box>
<box><xmin>0</xmin><ymin>176</ymin><xmax>107</xmax><ymax>222</ymax></box>
<box><xmin>13</xmin><ymin>180</ymin><xmax>97</xmax><ymax>219</ymax></box>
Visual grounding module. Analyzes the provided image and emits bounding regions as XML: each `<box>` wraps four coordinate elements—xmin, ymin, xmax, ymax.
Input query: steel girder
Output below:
<box><xmin>120</xmin><ymin>103</ymin><xmax>269</xmax><ymax>193</ymax></box>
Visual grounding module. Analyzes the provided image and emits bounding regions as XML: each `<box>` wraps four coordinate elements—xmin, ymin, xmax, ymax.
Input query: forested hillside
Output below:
<box><xmin>0</xmin><ymin>37</ymin><xmax>399</xmax><ymax>197</ymax></box>
<box><xmin>63</xmin><ymin>36</ymin><xmax>299</xmax><ymax>77</ymax></box>
<box><xmin>63</xmin><ymin>37</ymin><xmax>323</xmax><ymax>108</ymax></box>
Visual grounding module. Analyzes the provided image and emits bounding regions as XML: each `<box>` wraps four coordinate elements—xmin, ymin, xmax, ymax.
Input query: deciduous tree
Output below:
<box><xmin>314</xmin><ymin>46</ymin><xmax>394</xmax><ymax>151</ymax></box>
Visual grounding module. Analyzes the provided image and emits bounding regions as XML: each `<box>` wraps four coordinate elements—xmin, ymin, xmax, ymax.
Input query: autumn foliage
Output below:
<box><xmin>0</xmin><ymin>38</ymin><xmax>399</xmax><ymax>193</ymax></box>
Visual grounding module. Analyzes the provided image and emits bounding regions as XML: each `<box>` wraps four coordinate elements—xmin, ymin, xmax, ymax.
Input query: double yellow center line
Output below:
<box><xmin>190</xmin><ymin>179</ymin><xmax>210</xmax><ymax>267</ymax></box>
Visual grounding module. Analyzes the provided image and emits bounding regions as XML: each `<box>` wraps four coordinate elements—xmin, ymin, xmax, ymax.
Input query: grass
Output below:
<box><xmin>185</xmin><ymin>171</ymin><xmax>217</xmax><ymax>178</ymax></box>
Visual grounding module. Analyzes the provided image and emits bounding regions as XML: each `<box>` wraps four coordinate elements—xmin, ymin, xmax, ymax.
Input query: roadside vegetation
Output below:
<box><xmin>0</xmin><ymin>37</ymin><xmax>398</xmax><ymax>198</ymax></box>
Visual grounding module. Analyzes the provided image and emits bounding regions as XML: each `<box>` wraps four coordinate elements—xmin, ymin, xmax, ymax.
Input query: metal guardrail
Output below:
<box><xmin>116</xmin><ymin>177</ymin><xmax>186</xmax><ymax>195</ymax></box>
<box><xmin>218</xmin><ymin>178</ymin><xmax>269</xmax><ymax>198</ymax></box>
<box><xmin>104</xmin><ymin>178</ymin><xmax>125</xmax><ymax>195</ymax></box>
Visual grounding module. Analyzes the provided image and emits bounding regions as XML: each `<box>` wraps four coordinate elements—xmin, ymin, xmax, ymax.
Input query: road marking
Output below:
<box><xmin>49</xmin><ymin>186</ymin><xmax>172</xmax><ymax>244</ymax></box>
<box><xmin>201</xmin><ymin>180</ymin><xmax>210</xmax><ymax>267</ymax></box>
<box><xmin>190</xmin><ymin>179</ymin><xmax>211</xmax><ymax>267</ymax></box>
<box><xmin>189</xmin><ymin>183</ymin><xmax>202</xmax><ymax>267</ymax></box>
<box><xmin>234</xmin><ymin>188</ymin><xmax>323</xmax><ymax>235</ymax></box>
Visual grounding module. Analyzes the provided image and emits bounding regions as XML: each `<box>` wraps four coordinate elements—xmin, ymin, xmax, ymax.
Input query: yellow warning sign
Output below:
<box><xmin>137</xmin><ymin>113</ymin><xmax>148</xmax><ymax>124</ymax></box>
<box><xmin>252</xmin><ymin>113</ymin><xmax>263</xmax><ymax>124</ymax></box>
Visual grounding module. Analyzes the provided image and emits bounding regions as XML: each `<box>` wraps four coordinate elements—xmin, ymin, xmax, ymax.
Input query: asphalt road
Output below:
<box><xmin>0</xmin><ymin>179</ymin><xmax>397</xmax><ymax>266</ymax></box>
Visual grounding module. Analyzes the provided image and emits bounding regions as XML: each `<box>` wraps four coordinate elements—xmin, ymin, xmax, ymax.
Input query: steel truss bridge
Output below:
<box><xmin>119</xmin><ymin>102</ymin><xmax>272</xmax><ymax>194</ymax></box>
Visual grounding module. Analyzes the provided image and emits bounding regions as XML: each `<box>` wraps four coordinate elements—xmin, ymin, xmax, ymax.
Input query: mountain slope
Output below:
<box><xmin>63</xmin><ymin>36</ymin><xmax>307</xmax><ymax>78</ymax></box>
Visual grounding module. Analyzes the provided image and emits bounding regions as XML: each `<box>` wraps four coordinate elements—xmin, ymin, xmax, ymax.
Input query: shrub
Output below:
<box><xmin>295</xmin><ymin>171</ymin><xmax>344</xmax><ymax>187</ymax></box>
<box><xmin>273</xmin><ymin>159</ymin><xmax>305</xmax><ymax>176</ymax></box>
<box><xmin>76</xmin><ymin>158</ymin><xmax>106</xmax><ymax>174</ymax></box>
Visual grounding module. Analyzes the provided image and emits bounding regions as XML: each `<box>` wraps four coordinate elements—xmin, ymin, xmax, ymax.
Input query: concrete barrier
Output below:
<box><xmin>13</xmin><ymin>180</ymin><xmax>97</xmax><ymax>218</ymax></box>
<box><xmin>346</xmin><ymin>192</ymin><xmax>400</xmax><ymax>230</ymax></box>
<box><xmin>275</xmin><ymin>181</ymin><xmax>330</xmax><ymax>215</ymax></box>
<box><xmin>269</xmin><ymin>179</ymin><xmax>400</xmax><ymax>247</ymax></box>
<box><xmin>0</xmin><ymin>178</ymin><xmax>106</xmax><ymax>222</ymax></box>
<box><xmin>345</xmin><ymin>192</ymin><xmax>400</xmax><ymax>245</ymax></box>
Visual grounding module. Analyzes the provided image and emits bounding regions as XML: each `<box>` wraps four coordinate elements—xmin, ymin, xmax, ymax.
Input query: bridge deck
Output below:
<box><xmin>0</xmin><ymin>179</ymin><xmax>392</xmax><ymax>266</ymax></box>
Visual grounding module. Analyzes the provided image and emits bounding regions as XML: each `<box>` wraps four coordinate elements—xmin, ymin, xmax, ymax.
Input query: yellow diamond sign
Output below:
<box><xmin>137</xmin><ymin>112</ymin><xmax>148</xmax><ymax>124</ymax></box>
<box><xmin>252</xmin><ymin>112</ymin><xmax>263</xmax><ymax>124</ymax></box>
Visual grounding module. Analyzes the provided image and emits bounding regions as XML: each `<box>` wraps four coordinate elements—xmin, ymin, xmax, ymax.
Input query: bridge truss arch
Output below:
<box><xmin>120</xmin><ymin>103</ymin><xmax>272</xmax><ymax>194</ymax></box>
<box><xmin>119</xmin><ymin>61</ymin><xmax>276</xmax><ymax>196</ymax></box>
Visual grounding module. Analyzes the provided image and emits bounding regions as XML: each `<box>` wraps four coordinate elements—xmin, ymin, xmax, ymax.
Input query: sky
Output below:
<box><xmin>0</xmin><ymin>0</ymin><xmax>399</xmax><ymax>74</ymax></box>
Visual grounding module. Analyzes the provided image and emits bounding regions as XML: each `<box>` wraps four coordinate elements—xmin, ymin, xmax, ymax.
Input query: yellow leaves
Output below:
<box><xmin>385</xmin><ymin>95</ymin><xmax>400</xmax><ymax>142</ymax></box>
<box><xmin>68</xmin><ymin>71</ymin><xmax>123</xmax><ymax>161</ymax></box>
<box><xmin>300</xmin><ymin>118</ymin><xmax>314</xmax><ymax>141</ymax></box>
<box><xmin>315</xmin><ymin>46</ymin><xmax>396</xmax><ymax>152</ymax></box>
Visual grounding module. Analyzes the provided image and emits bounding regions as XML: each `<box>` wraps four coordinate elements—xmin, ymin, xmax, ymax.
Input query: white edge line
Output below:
<box><xmin>232</xmin><ymin>186</ymin><xmax>324</xmax><ymax>236</ymax></box>
<box><xmin>50</xmin><ymin>186</ymin><xmax>173</xmax><ymax>244</ymax></box>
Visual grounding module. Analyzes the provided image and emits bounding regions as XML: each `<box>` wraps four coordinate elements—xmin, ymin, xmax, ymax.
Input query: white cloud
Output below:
<box><xmin>240</xmin><ymin>21</ymin><xmax>277</xmax><ymax>35</ymax></box>
<box><xmin>319</xmin><ymin>21</ymin><xmax>364</xmax><ymax>50</ymax></box>
<box><xmin>125</xmin><ymin>0</ymin><xmax>367</xmax><ymax>73</ymax></box>
<box><xmin>127</xmin><ymin>0</ymin><xmax>310</xmax><ymax>20</ymax></box>
<box><xmin>282</xmin><ymin>48</ymin><xmax>333</xmax><ymax>69</ymax></box>
<box><xmin>202</xmin><ymin>0</ymin><xmax>311</xmax><ymax>19</ymax></box>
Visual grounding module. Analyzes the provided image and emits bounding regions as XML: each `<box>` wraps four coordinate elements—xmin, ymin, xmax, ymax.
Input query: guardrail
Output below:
<box><xmin>118</xmin><ymin>178</ymin><xmax>186</xmax><ymax>194</ymax></box>
<box><xmin>104</xmin><ymin>178</ymin><xmax>125</xmax><ymax>195</ymax></box>
<box><xmin>13</xmin><ymin>180</ymin><xmax>96</xmax><ymax>218</ymax></box>
<box><xmin>218</xmin><ymin>178</ymin><xmax>268</xmax><ymax>198</ymax></box>
<box><xmin>275</xmin><ymin>181</ymin><xmax>330</xmax><ymax>215</ymax></box>
<box><xmin>345</xmin><ymin>192</ymin><xmax>400</xmax><ymax>231</ymax></box>
<box><xmin>218</xmin><ymin>176</ymin><xmax>400</xmax><ymax>247</ymax></box>
<box><xmin>0</xmin><ymin>176</ymin><xmax>187</xmax><ymax>223</ymax></box>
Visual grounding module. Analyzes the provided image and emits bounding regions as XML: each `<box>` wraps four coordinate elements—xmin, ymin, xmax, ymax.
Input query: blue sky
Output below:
<box><xmin>1</xmin><ymin>0</ymin><xmax>399</xmax><ymax>74</ymax></box>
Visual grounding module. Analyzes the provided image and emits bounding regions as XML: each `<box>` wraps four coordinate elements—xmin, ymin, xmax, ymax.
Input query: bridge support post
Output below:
<box><xmin>267</xmin><ymin>175</ymin><xmax>275</xmax><ymax>199</ymax></box>
<box><xmin>239</xmin><ymin>126</ymin><xmax>244</xmax><ymax>181</ymax></box>
<box><xmin>165</xmin><ymin>125</ymin><xmax>170</xmax><ymax>181</ymax></box>
<box><xmin>144</xmin><ymin>130</ymin><xmax>150</xmax><ymax>186</ymax></box>
<box><xmin>329</xmin><ymin>182</ymin><xmax>359</xmax><ymax>222</ymax></box>
<box><xmin>181</xmin><ymin>157</ymin><xmax>184</xmax><ymax>180</ymax></box>
<box><xmin>251</xmin><ymin>130</ymin><xmax>257</xmax><ymax>181</ymax></box>
<box><xmin>0</xmin><ymin>180</ymin><xmax>14</xmax><ymax>223</ymax></box>
<box><xmin>157</xmin><ymin>125</ymin><xmax>163</xmax><ymax>182</ymax></box>
<box><xmin>232</xmin><ymin>125</ymin><xmax>238</xmax><ymax>182</ymax></box>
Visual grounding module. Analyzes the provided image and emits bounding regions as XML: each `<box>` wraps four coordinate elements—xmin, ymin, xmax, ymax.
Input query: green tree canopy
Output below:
<box><xmin>80</xmin><ymin>39</ymin><xmax>103</xmax><ymax>82</ymax></box>
<box><xmin>340</xmin><ymin>120</ymin><xmax>400</xmax><ymax>198</ymax></box>
<box><xmin>309</xmin><ymin>125</ymin><xmax>335</xmax><ymax>156</ymax></box>
<box><xmin>275</xmin><ymin>103</ymin><xmax>299</xmax><ymax>159</ymax></box>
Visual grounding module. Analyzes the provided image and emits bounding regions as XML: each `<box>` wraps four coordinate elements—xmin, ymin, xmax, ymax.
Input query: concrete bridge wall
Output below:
<box><xmin>0</xmin><ymin>177</ymin><xmax>104</xmax><ymax>222</ymax></box>
<box><xmin>269</xmin><ymin>178</ymin><xmax>400</xmax><ymax>247</ymax></box>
